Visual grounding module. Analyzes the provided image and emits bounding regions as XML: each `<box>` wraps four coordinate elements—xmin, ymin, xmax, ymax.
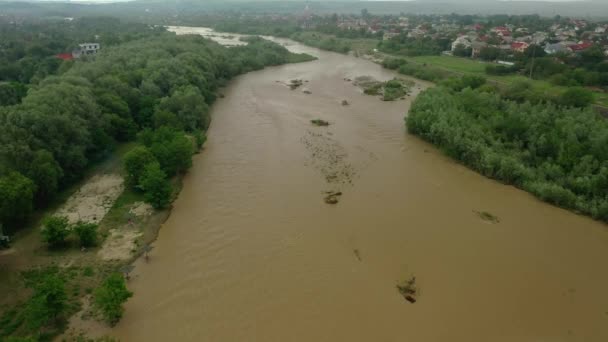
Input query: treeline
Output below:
<box><xmin>0</xmin><ymin>32</ymin><xmax>314</xmax><ymax>234</ymax></box>
<box><xmin>483</xmin><ymin>44</ymin><xmax>608</xmax><ymax>89</ymax></box>
<box><xmin>378</xmin><ymin>34</ymin><xmax>451</xmax><ymax>57</ymax></box>
<box><xmin>407</xmin><ymin>81</ymin><xmax>608</xmax><ymax>222</ymax></box>
<box><xmin>0</xmin><ymin>17</ymin><xmax>164</xmax><ymax>105</ymax></box>
<box><xmin>382</xmin><ymin>57</ymin><xmax>595</xmax><ymax>108</ymax></box>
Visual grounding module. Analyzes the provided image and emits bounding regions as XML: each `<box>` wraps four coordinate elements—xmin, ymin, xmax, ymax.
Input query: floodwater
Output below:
<box><xmin>114</xmin><ymin>28</ymin><xmax>608</xmax><ymax>341</ymax></box>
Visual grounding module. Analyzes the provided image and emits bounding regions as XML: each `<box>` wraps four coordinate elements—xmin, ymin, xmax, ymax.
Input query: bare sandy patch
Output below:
<box><xmin>56</xmin><ymin>174</ymin><xmax>124</xmax><ymax>225</ymax></box>
<box><xmin>97</xmin><ymin>228</ymin><xmax>142</xmax><ymax>261</ymax></box>
<box><xmin>129</xmin><ymin>202</ymin><xmax>154</xmax><ymax>217</ymax></box>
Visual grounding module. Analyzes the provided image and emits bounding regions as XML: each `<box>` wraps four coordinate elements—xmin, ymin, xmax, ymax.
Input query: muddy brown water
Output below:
<box><xmin>113</xmin><ymin>29</ymin><xmax>608</xmax><ymax>341</ymax></box>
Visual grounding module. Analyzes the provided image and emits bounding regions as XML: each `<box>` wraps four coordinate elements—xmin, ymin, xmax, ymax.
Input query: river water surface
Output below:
<box><xmin>114</xmin><ymin>28</ymin><xmax>608</xmax><ymax>341</ymax></box>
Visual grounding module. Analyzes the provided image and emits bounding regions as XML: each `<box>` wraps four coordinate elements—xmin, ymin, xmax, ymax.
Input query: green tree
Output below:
<box><xmin>94</xmin><ymin>273</ymin><xmax>133</xmax><ymax>326</ymax></box>
<box><xmin>24</xmin><ymin>273</ymin><xmax>67</xmax><ymax>331</ymax></box>
<box><xmin>0</xmin><ymin>172</ymin><xmax>36</xmax><ymax>231</ymax></box>
<box><xmin>73</xmin><ymin>222</ymin><xmax>98</xmax><ymax>247</ymax></box>
<box><xmin>41</xmin><ymin>216</ymin><xmax>70</xmax><ymax>248</ymax></box>
<box><xmin>139</xmin><ymin>162</ymin><xmax>172</xmax><ymax>209</ymax></box>
<box><xmin>123</xmin><ymin>146</ymin><xmax>157</xmax><ymax>187</ymax></box>
<box><xmin>559</xmin><ymin>87</ymin><xmax>594</xmax><ymax>108</ymax></box>
<box><xmin>27</xmin><ymin>150</ymin><xmax>63</xmax><ymax>204</ymax></box>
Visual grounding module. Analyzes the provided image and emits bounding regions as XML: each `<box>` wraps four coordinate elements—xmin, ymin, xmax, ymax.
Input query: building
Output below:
<box><xmin>72</xmin><ymin>43</ymin><xmax>100</xmax><ymax>58</ymax></box>
<box><xmin>544</xmin><ymin>42</ymin><xmax>572</xmax><ymax>55</ymax></box>
<box><xmin>451</xmin><ymin>36</ymin><xmax>471</xmax><ymax>51</ymax></box>
<box><xmin>471</xmin><ymin>41</ymin><xmax>488</xmax><ymax>58</ymax></box>
<box><xmin>511</xmin><ymin>42</ymin><xmax>530</xmax><ymax>53</ymax></box>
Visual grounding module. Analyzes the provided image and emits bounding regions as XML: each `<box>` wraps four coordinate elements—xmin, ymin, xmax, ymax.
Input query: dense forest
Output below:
<box><xmin>0</xmin><ymin>18</ymin><xmax>164</xmax><ymax>105</ymax></box>
<box><xmin>407</xmin><ymin>82</ymin><xmax>608</xmax><ymax>222</ymax></box>
<box><xmin>0</xmin><ymin>24</ymin><xmax>314</xmax><ymax>235</ymax></box>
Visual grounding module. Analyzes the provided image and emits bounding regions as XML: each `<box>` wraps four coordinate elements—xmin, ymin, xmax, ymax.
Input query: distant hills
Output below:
<box><xmin>0</xmin><ymin>1</ymin><xmax>607</xmax><ymax>18</ymax></box>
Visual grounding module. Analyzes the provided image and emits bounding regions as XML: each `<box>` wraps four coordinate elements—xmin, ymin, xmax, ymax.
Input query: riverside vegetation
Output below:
<box><xmin>0</xmin><ymin>20</ymin><xmax>314</xmax><ymax>341</ymax></box>
<box><xmin>407</xmin><ymin>77</ymin><xmax>608</xmax><ymax>222</ymax></box>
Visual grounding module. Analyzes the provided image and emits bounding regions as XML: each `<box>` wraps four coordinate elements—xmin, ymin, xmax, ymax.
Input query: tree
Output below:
<box><xmin>139</xmin><ymin>162</ymin><xmax>172</xmax><ymax>209</ymax></box>
<box><xmin>478</xmin><ymin>47</ymin><xmax>501</xmax><ymax>61</ymax></box>
<box><xmin>0</xmin><ymin>172</ymin><xmax>36</xmax><ymax>231</ymax></box>
<box><xmin>41</xmin><ymin>216</ymin><xmax>70</xmax><ymax>248</ymax></box>
<box><xmin>24</xmin><ymin>273</ymin><xmax>67</xmax><ymax>330</ymax></box>
<box><xmin>27</xmin><ymin>150</ymin><xmax>63</xmax><ymax>205</ymax></box>
<box><xmin>453</xmin><ymin>44</ymin><xmax>472</xmax><ymax>58</ymax></box>
<box><xmin>73</xmin><ymin>222</ymin><xmax>98</xmax><ymax>247</ymax></box>
<box><xmin>123</xmin><ymin>146</ymin><xmax>157</xmax><ymax>188</ymax></box>
<box><xmin>559</xmin><ymin>87</ymin><xmax>594</xmax><ymax>108</ymax></box>
<box><xmin>94</xmin><ymin>273</ymin><xmax>133</xmax><ymax>326</ymax></box>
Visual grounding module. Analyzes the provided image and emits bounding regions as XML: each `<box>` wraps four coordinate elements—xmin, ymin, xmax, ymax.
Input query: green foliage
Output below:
<box><xmin>41</xmin><ymin>216</ymin><xmax>70</xmax><ymax>248</ymax></box>
<box><xmin>0</xmin><ymin>172</ymin><xmax>36</xmax><ymax>231</ymax></box>
<box><xmin>140</xmin><ymin>127</ymin><xmax>193</xmax><ymax>176</ymax></box>
<box><xmin>193</xmin><ymin>129</ymin><xmax>207</xmax><ymax>151</ymax></box>
<box><xmin>408</xmin><ymin>86</ymin><xmax>608</xmax><ymax>221</ymax></box>
<box><xmin>23</xmin><ymin>272</ymin><xmax>67</xmax><ymax>331</ymax></box>
<box><xmin>378</xmin><ymin>34</ymin><xmax>446</xmax><ymax>56</ymax></box>
<box><xmin>139</xmin><ymin>162</ymin><xmax>172</xmax><ymax>209</ymax></box>
<box><xmin>94</xmin><ymin>273</ymin><xmax>133</xmax><ymax>326</ymax></box>
<box><xmin>123</xmin><ymin>146</ymin><xmax>157</xmax><ymax>187</ymax></box>
<box><xmin>73</xmin><ymin>222</ymin><xmax>98</xmax><ymax>247</ymax></box>
<box><xmin>1</xmin><ymin>28</ymin><xmax>306</xmax><ymax>233</ymax></box>
<box><xmin>559</xmin><ymin>87</ymin><xmax>594</xmax><ymax>108</ymax></box>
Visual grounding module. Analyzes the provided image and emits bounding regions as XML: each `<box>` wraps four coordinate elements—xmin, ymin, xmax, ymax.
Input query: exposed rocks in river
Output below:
<box><xmin>289</xmin><ymin>79</ymin><xmax>304</xmax><ymax>90</ymax></box>
<box><xmin>324</xmin><ymin>191</ymin><xmax>342</xmax><ymax>204</ymax></box>
<box><xmin>474</xmin><ymin>210</ymin><xmax>500</xmax><ymax>224</ymax></box>
<box><xmin>353</xmin><ymin>249</ymin><xmax>362</xmax><ymax>261</ymax></box>
<box><xmin>311</xmin><ymin>119</ymin><xmax>330</xmax><ymax>126</ymax></box>
<box><xmin>397</xmin><ymin>276</ymin><xmax>418</xmax><ymax>304</ymax></box>
<box><xmin>302</xmin><ymin>88</ymin><xmax>312</xmax><ymax>94</ymax></box>
<box><xmin>341</xmin><ymin>100</ymin><xmax>349</xmax><ymax>106</ymax></box>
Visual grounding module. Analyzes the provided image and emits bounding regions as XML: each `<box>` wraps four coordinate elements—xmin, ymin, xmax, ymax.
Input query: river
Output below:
<box><xmin>113</xmin><ymin>28</ymin><xmax>608</xmax><ymax>341</ymax></box>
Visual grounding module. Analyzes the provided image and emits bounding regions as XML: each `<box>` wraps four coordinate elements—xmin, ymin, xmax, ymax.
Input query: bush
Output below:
<box><xmin>73</xmin><ymin>222</ymin><xmax>98</xmax><ymax>247</ymax></box>
<box><xmin>559</xmin><ymin>87</ymin><xmax>594</xmax><ymax>108</ymax></box>
<box><xmin>139</xmin><ymin>162</ymin><xmax>172</xmax><ymax>209</ymax></box>
<box><xmin>94</xmin><ymin>273</ymin><xmax>133</xmax><ymax>326</ymax></box>
<box><xmin>407</xmin><ymin>86</ymin><xmax>608</xmax><ymax>223</ymax></box>
<box><xmin>41</xmin><ymin>216</ymin><xmax>70</xmax><ymax>248</ymax></box>
<box><xmin>23</xmin><ymin>272</ymin><xmax>67</xmax><ymax>331</ymax></box>
<box><xmin>123</xmin><ymin>146</ymin><xmax>157</xmax><ymax>188</ymax></box>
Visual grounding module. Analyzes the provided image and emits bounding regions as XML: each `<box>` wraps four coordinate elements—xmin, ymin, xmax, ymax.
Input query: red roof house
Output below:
<box><xmin>511</xmin><ymin>42</ymin><xmax>530</xmax><ymax>53</ymax></box>
<box><xmin>55</xmin><ymin>53</ymin><xmax>74</xmax><ymax>61</ymax></box>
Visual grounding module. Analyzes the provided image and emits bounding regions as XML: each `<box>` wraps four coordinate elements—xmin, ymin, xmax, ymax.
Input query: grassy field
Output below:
<box><xmin>408</xmin><ymin>55</ymin><xmax>608</xmax><ymax>106</ymax></box>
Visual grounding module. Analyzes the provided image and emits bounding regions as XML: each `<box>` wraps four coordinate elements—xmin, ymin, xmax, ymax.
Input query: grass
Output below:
<box><xmin>407</xmin><ymin>55</ymin><xmax>608</xmax><ymax>106</ymax></box>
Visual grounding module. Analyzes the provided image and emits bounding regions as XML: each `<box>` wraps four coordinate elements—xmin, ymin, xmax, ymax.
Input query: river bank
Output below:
<box><xmin>109</xmin><ymin>28</ymin><xmax>608</xmax><ymax>342</ymax></box>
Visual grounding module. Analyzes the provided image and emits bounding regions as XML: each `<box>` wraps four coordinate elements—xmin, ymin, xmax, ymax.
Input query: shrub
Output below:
<box><xmin>94</xmin><ymin>273</ymin><xmax>133</xmax><ymax>326</ymax></box>
<box><xmin>139</xmin><ymin>162</ymin><xmax>172</xmax><ymax>209</ymax></box>
<box><xmin>73</xmin><ymin>222</ymin><xmax>98</xmax><ymax>247</ymax></box>
<box><xmin>41</xmin><ymin>216</ymin><xmax>70</xmax><ymax>248</ymax></box>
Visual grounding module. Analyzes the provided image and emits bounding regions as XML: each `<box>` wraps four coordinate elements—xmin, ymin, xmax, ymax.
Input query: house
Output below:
<box><xmin>544</xmin><ymin>42</ymin><xmax>572</xmax><ymax>55</ymax></box>
<box><xmin>72</xmin><ymin>43</ymin><xmax>100</xmax><ymax>58</ymax></box>
<box><xmin>569</xmin><ymin>41</ymin><xmax>593</xmax><ymax>52</ymax></box>
<box><xmin>471</xmin><ymin>41</ymin><xmax>488</xmax><ymax>58</ymax></box>
<box><xmin>511</xmin><ymin>42</ymin><xmax>530</xmax><ymax>53</ymax></box>
<box><xmin>451</xmin><ymin>36</ymin><xmax>471</xmax><ymax>51</ymax></box>
<box><xmin>383</xmin><ymin>31</ymin><xmax>400</xmax><ymax>41</ymax></box>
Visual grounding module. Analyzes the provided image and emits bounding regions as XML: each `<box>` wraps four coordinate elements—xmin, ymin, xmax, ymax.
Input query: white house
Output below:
<box><xmin>72</xmin><ymin>43</ymin><xmax>100</xmax><ymax>58</ymax></box>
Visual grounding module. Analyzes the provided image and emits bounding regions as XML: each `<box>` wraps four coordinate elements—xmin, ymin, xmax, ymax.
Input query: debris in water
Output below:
<box><xmin>311</xmin><ymin>119</ymin><xmax>330</xmax><ymax>127</ymax></box>
<box><xmin>341</xmin><ymin>100</ymin><xmax>349</xmax><ymax>106</ymax></box>
<box><xmin>353</xmin><ymin>249</ymin><xmax>362</xmax><ymax>261</ymax></box>
<box><xmin>302</xmin><ymin>88</ymin><xmax>312</xmax><ymax>94</ymax></box>
<box><xmin>324</xmin><ymin>191</ymin><xmax>342</xmax><ymax>204</ymax></box>
<box><xmin>397</xmin><ymin>276</ymin><xmax>418</xmax><ymax>304</ymax></box>
<box><xmin>289</xmin><ymin>79</ymin><xmax>304</xmax><ymax>90</ymax></box>
<box><xmin>474</xmin><ymin>210</ymin><xmax>500</xmax><ymax>224</ymax></box>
